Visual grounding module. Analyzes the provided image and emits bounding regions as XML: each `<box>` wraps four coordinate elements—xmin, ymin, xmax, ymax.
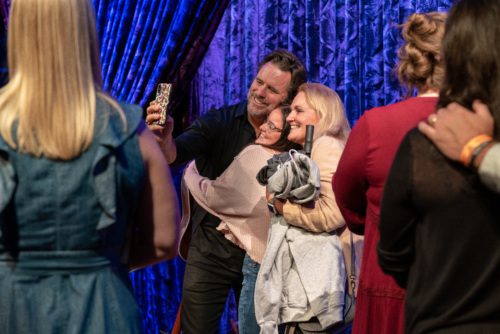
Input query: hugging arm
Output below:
<box><xmin>183</xmin><ymin>146</ymin><xmax>270</xmax><ymax>221</ymax></box>
<box><xmin>283</xmin><ymin>137</ymin><xmax>346</xmax><ymax>233</ymax></box>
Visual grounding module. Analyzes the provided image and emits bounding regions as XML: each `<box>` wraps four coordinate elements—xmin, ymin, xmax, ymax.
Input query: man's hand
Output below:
<box><xmin>146</xmin><ymin>102</ymin><xmax>177</xmax><ymax>163</ymax></box>
<box><xmin>418</xmin><ymin>100</ymin><xmax>494</xmax><ymax>161</ymax></box>
<box><xmin>146</xmin><ymin>102</ymin><xmax>174</xmax><ymax>139</ymax></box>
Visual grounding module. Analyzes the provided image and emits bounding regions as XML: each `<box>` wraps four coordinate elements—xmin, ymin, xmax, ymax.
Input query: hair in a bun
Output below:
<box><xmin>397</xmin><ymin>12</ymin><xmax>447</xmax><ymax>95</ymax></box>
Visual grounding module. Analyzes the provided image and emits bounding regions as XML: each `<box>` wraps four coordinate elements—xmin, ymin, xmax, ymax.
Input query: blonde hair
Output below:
<box><xmin>397</xmin><ymin>12</ymin><xmax>447</xmax><ymax>96</ymax></box>
<box><xmin>298</xmin><ymin>83</ymin><xmax>350</xmax><ymax>143</ymax></box>
<box><xmin>0</xmin><ymin>0</ymin><xmax>121</xmax><ymax>160</ymax></box>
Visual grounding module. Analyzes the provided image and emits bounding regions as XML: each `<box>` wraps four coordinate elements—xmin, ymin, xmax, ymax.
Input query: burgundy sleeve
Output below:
<box><xmin>333</xmin><ymin>115</ymin><xmax>370</xmax><ymax>235</ymax></box>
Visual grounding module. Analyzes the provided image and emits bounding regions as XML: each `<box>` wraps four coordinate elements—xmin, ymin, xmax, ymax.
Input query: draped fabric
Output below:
<box><xmin>0</xmin><ymin>0</ymin><xmax>9</xmax><ymax>86</ymax></box>
<box><xmin>194</xmin><ymin>0</ymin><xmax>452</xmax><ymax>125</ymax></box>
<box><xmin>90</xmin><ymin>1</ymin><xmax>231</xmax><ymax>332</ymax></box>
<box><xmin>93</xmin><ymin>0</ymin><xmax>229</xmax><ymax>111</ymax></box>
<box><xmin>0</xmin><ymin>0</ymin><xmax>9</xmax><ymax>28</ymax></box>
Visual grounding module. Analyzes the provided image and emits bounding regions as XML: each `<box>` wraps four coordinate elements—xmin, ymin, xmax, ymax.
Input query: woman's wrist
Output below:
<box><xmin>472</xmin><ymin>141</ymin><xmax>496</xmax><ymax>170</ymax></box>
<box><xmin>459</xmin><ymin>134</ymin><xmax>493</xmax><ymax>168</ymax></box>
<box><xmin>267</xmin><ymin>196</ymin><xmax>285</xmax><ymax>215</ymax></box>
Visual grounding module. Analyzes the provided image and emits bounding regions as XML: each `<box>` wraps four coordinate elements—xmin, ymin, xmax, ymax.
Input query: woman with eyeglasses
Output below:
<box><xmin>182</xmin><ymin>105</ymin><xmax>301</xmax><ymax>334</ymax></box>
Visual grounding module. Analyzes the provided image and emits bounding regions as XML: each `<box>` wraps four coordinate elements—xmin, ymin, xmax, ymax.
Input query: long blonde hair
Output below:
<box><xmin>0</xmin><ymin>0</ymin><xmax>118</xmax><ymax>160</ymax></box>
<box><xmin>298</xmin><ymin>83</ymin><xmax>350</xmax><ymax>143</ymax></box>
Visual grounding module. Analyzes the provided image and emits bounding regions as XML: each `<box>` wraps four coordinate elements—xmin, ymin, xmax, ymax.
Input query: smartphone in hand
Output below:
<box><xmin>154</xmin><ymin>83</ymin><xmax>172</xmax><ymax>126</ymax></box>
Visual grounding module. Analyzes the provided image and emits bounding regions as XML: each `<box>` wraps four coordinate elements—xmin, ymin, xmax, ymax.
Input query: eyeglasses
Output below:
<box><xmin>266</xmin><ymin>121</ymin><xmax>283</xmax><ymax>132</ymax></box>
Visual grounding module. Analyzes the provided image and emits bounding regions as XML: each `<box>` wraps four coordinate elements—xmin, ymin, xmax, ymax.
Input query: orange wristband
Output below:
<box><xmin>459</xmin><ymin>134</ymin><xmax>493</xmax><ymax>167</ymax></box>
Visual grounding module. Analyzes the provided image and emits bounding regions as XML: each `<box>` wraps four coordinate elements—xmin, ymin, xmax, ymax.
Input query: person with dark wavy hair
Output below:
<box><xmin>378</xmin><ymin>0</ymin><xmax>500</xmax><ymax>333</ymax></box>
<box><xmin>332</xmin><ymin>12</ymin><xmax>446</xmax><ymax>334</ymax></box>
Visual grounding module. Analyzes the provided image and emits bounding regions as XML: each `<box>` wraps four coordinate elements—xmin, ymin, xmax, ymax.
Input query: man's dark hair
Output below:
<box><xmin>437</xmin><ymin>0</ymin><xmax>500</xmax><ymax>135</ymax></box>
<box><xmin>259</xmin><ymin>49</ymin><xmax>307</xmax><ymax>104</ymax></box>
<box><xmin>266</xmin><ymin>105</ymin><xmax>302</xmax><ymax>152</ymax></box>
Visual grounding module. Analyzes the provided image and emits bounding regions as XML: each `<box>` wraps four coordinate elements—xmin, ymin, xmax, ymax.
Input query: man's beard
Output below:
<box><xmin>247</xmin><ymin>93</ymin><xmax>271</xmax><ymax>118</ymax></box>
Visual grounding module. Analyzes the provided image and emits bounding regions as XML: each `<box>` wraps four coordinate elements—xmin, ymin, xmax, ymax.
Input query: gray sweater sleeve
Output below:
<box><xmin>478</xmin><ymin>143</ymin><xmax>500</xmax><ymax>193</ymax></box>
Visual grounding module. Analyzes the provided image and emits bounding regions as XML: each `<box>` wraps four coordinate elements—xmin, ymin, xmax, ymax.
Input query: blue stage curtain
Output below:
<box><xmin>194</xmin><ymin>0</ymin><xmax>453</xmax><ymax>126</ymax></box>
<box><xmin>91</xmin><ymin>1</ymin><xmax>230</xmax><ymax>333</ymax></box>
<box><xmin>0</xmin><ymin>0</ymin><xmax>10</xmax><ymax>86</ymax></box>
<box><xmin>0</xmin><ymin>0</ymin><xmax>9</xmax><ymax>28</ymax></box>
<box><xmin>93</xmin><ymin>0</ymin><xmax>229</xmax><ymax>109</ymax></box>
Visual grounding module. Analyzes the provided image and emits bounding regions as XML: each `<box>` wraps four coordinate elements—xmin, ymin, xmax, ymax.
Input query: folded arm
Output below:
<box><xmin>183</xmin><ymin>145</ymin><xmax>271</xmax><ymax>222</ymax></box>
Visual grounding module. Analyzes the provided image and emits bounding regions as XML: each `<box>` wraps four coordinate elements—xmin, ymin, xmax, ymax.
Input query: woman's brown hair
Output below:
<box><xmin>437</xmin><ymin>0</ymin><xmax>500</xmax><ymax>139</ymax></box>
<box><xmin>397</xmin><ymin>12</ymin><xmax>447</xmax><ymax>96</ymax></box>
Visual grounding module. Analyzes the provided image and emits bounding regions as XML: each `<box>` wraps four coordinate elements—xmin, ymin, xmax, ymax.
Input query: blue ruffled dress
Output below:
<box><xmin>0</xmin><ymin>98</ymin><xmax>146</xmax><ymax>333</ymax></box>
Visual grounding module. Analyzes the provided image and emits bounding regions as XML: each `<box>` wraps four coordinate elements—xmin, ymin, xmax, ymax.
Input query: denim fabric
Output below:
<box><xmin>0</xmin><ymin>139</ymin><xmax>15</xmax><ymax>217</ymax></box>
<box><xmin>238</xmin><ymin>254</ymin><xmax>261</xmax><ymax>334</ymax></box>
<box><xmin>0</xmin><ymin>99</ymin><xmax>145</xmax><ymax>333</ymax></box>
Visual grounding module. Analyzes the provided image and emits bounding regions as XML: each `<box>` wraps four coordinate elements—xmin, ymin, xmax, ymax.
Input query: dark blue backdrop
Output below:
<box><xmin>0</xmin><ymin>0</ymin><xmax>454</xmax><ymax>333</ymax></box>
<box><xmin>194</xmin><ymin>0</ymin><xmax>452</xmax><ymax>126</ymax></box>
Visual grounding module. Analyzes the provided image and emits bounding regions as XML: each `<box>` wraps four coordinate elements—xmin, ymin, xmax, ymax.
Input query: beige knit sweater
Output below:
<box><xmin>183</xmin><ymin>144</ymin><xmax>273</xmax><ymax>263</ymax></box>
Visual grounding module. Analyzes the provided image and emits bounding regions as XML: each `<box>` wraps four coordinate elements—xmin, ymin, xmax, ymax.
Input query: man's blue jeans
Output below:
<box><xmin>238</xmin><ymin>254</ymin><xmax>261</xmax><ymax>334</ymax></box>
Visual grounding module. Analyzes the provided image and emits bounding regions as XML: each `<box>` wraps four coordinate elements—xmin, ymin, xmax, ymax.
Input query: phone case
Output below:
<box><xmin>154</xmin><ymin>83</ymin><xmax>172</xmax><ymax>126</ymax></box>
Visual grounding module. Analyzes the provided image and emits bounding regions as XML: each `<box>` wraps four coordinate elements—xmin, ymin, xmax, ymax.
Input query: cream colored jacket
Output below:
<box><xmin>283</xmin><ymin>135</ymin><xmax>363</xmax><ymax>295</ymax></box>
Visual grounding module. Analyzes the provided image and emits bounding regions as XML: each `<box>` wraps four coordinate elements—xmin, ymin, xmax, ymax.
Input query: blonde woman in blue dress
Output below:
<box><xmin>0</xmin><ymin>0</ymin><xmax>179</xmax><ymax>333</ymax></box>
